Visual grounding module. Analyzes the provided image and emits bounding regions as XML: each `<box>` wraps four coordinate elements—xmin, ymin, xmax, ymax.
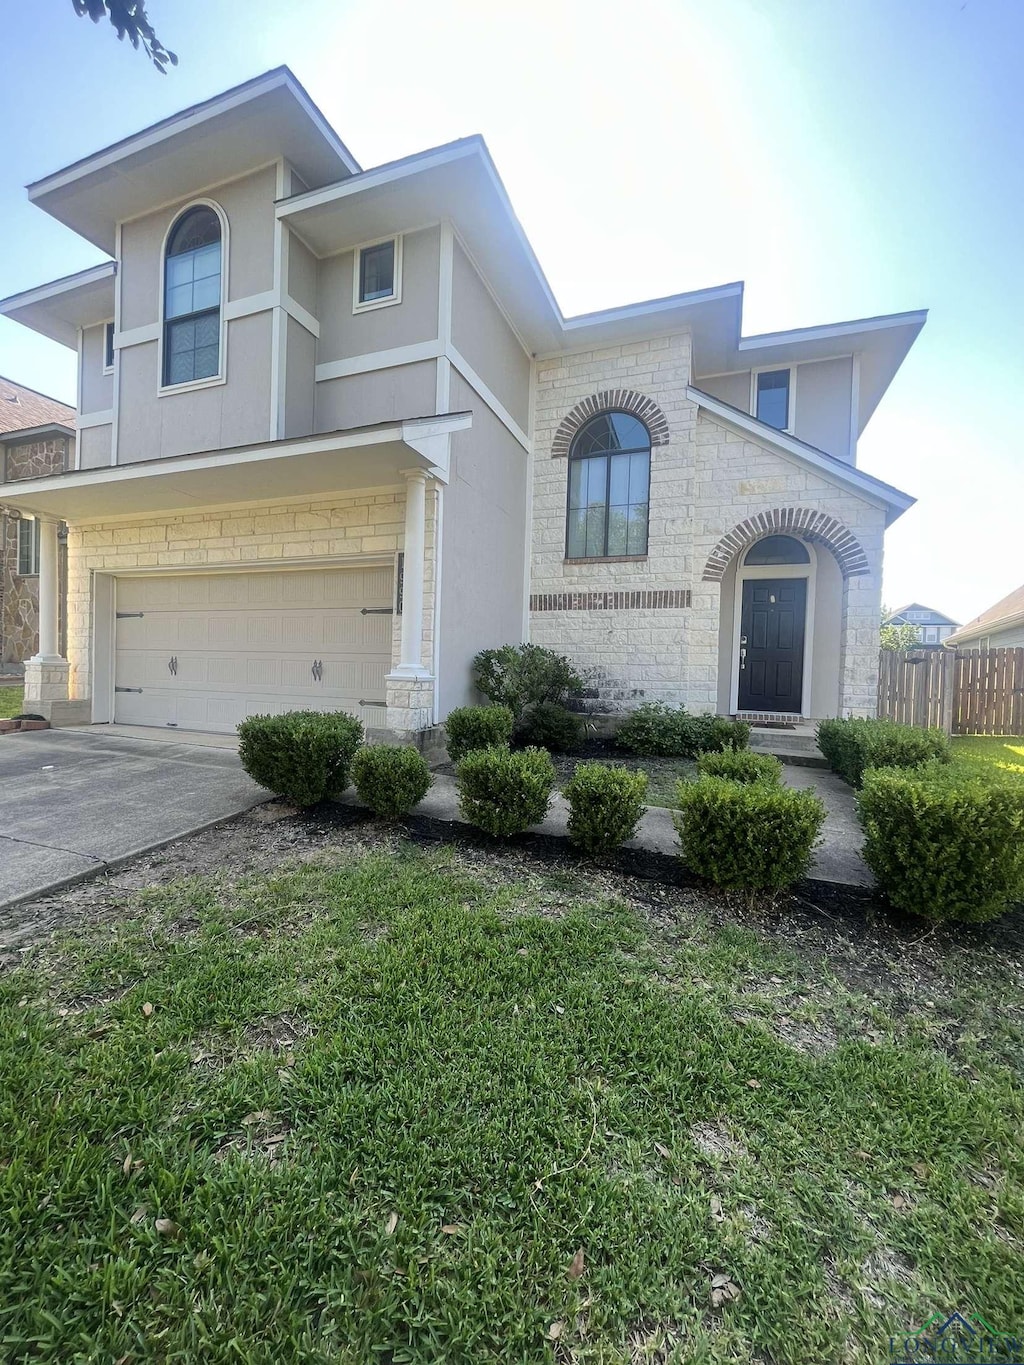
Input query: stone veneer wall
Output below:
<box><xmin>1</xmin><ymin>437</ymin><xmax>69</xmax><ymax>666</ymax></box>
<box><xmin>530</xmin><ymin>334</ymin><xmax>885</xmax><ymax>718</ymax></box>
<box><xmin>64</xmin><ymin>487</ymin><xmax>436</xmax><ymax>723</ymax></box>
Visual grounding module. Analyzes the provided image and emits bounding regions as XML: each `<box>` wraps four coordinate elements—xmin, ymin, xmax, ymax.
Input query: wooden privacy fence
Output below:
<box><xmin>877</xmin><ymin>647</ymin><xmax>1024</xmax><ymax>735</ymax></box>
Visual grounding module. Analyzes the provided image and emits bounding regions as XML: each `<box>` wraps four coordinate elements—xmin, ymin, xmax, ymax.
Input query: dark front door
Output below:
<box><xmin>737</xmin><ymin>577</ymin><xmax>806</xmax><ymax>714</ymax></box>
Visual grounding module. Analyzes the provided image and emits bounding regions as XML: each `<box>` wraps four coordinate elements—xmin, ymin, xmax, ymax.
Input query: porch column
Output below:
<box><xmin>393</xmin><ymin>468</ymin><xmax>430</xmax><ymax>678</ymax></box>
<box><xmin>24</xmin><ymin>516</ymin><xmax>73</xmax><ymax>719</ymax></box>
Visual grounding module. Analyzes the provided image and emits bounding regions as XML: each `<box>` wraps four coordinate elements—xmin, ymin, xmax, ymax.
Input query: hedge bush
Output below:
<box><xmin>858</xmin><ymin>765</ymin><xmax>1024</xmax><ymax>922</ymax></box>
<box><xmin>617</xmin><ymin>703</ymin><xmax>750</xmax><ymax>759</ymax></box>
<box><xmin>456</xmin><ymin>746</ymin><xmax>555</xmax><ymax>838</ymax></box>
<box><xmin>445</xmin><ymin>705</ymin><xmax>514</xmax><ymax>763</ymax></box>
<box><xmin>351</xmin><ymin>744</ymin><xmax>431</xmax><ymax>819</ymax></box>
<box><xmin>816</xmin><ymin>717</ymin><xmax>951</xmax><ymax>788</ymax></box>
<box><xmin>696</xmin><ymin>748</ymin><xmax>783</xmax><ymax>785</ymax></box>
<box><xmin>674</xmin><ymin>776</ymin><xmax>825</xmax><ymax>891</ymax></box>
<box><xmin>237</xmin><ymin>710</ymin><xmax>363</xmax><ymax>807</ymax></box>
<box><xmin>472</xmin><ymin>643</ymin><xmax>584</xmax><ymax>723</ymax></box>
<box><xmin>516</xmin><ymin>701</ymin><xmax>584</xmax><ymax>753</ymax></box>
<box><xmin>564</xmin><ymin>762</ymin><xmax>648</xmax><ymax>856</ymax></box>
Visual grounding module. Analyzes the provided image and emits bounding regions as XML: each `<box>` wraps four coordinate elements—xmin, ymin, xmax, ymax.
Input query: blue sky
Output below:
<box><xmin>1</xmin><ymin>0</ymin><xmax>1020</xmax><ymax>622</ymax></box>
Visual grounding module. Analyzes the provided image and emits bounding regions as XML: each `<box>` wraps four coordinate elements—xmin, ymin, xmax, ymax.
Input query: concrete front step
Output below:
<box><xmin>747</xmin><ymin>725</ymin><xmax>828</xmax><ymax>767</ymax></box>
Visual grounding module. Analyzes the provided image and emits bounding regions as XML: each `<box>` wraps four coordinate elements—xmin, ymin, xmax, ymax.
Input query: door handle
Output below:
<box><xmin>740</xmin><ymin>648</ymin><xmax>747</xmax><ymax>670</ymax></box>
<box><xmin>168</xmin><ymin>655</ymin><xmax>178</xmax><ymax>676</ymax></box>
<box><xmin>311</xmin><ymin>659</ymin><xmax>323</xmax><ymax>682</ymax></box>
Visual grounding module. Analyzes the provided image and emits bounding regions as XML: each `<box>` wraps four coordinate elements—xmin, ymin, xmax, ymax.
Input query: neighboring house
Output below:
<box><xmin>885</xmin><ymin>602</ymin><xmax>959</xmax><ymax>647</ymax></box>
<box><xmin>946</xmin><ymin>585</ymin><xmax>1024</xmax><ymax>651</ymax></box>
<box><xmin>0</xmin><ymin>68</ymin><xmax>924</xmax><ymax>737</ymax></box>
<box><xmin>0</xmin><ymin>377</ymin><xmax>75</xmax><ymax>671</ymax></box>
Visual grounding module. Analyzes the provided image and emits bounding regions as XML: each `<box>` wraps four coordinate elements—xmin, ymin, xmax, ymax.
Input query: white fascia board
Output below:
<box><xmin>0</xmin><ymin>261</ymin><xmax>116</xmax><ymax>314</ymax></box>
<box><xmin>948</xmin><ymin>610</ymin><xmax>1024</xmax><ymax>646</ymax></box>
<box><xmin>560</xmin><ymin>282</ymin><xmax>743</xmax><ymax>335</ymax></box>
<box><xmin>738</xmin><ymin>309</ymin><xmax>928</xmax><ymax>352</ymax></box>
<box><xmin>685</xmin><ymin>385</ymin><xmax>915</xmax><ymax>519</ymax></box>
<box><xmin>276</xmin><ymin>140</ymin><xmax>483</xmax><ymax>219</ymax></box>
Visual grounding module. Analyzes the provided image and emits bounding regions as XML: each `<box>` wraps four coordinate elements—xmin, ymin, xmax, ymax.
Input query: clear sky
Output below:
<box><xmin>1</xmin><ymin>0</ymin><xmax>1020</xmax><ymax>623</ymax></box>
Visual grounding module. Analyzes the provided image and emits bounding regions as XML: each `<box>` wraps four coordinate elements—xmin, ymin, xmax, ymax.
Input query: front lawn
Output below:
<box><xmin>2</xmin><ymin>837</ymin><xmax>1022</xmax><ymax>1362</ymax></box>
<box><xmin>952</xmin><ymin>734</ymin><xmax>1024</xmax><ymax>782</ymax></box>
<box><xmin>0</xmin><ymin>684</ymin><xmax>24</xmax><ymax>718</ymax></box>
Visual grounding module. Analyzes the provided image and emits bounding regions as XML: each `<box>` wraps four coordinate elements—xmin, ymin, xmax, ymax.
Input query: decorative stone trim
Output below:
<box><xmin>702</xmin><ymin>507</ymin><xmax>871</xmax><ymax>581</ymax></box>
<box><xmin>530</xmin><ymin>588</ymin><xmax>691</xmax><ymax>612</ymax></box>
<box><xmin>551</xmin><ymin>389</ymin><xmax>671</xmax><ymax>458</ymax></box>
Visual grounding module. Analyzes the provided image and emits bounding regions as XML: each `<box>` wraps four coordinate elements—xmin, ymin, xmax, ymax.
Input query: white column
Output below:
<box><xmin>392</xmin><ymin>468</ymin><xmax>430</xmax><ymax>678</ymax></box>
<box><xmin>31</xmin><ymin>518</ymin><xmax>62</xmax><ymax>663</ymax></box>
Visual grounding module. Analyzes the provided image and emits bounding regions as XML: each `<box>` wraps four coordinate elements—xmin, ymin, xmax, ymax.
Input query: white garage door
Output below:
<box><xmin>113</xmin><ymin>567</ymin><xmax>394</xmax><ymax>733</ymax></box>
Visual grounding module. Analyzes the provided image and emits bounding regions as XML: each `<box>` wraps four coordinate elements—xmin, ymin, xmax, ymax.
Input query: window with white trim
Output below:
<box><xmin>566</xmin><ymin>412</ymin><xmax>651</xmax><ymax>559</ymax></box>
<box><xmin>163</xmin><ymin>205</ymin><xmax>222</xmax><ymax>387</ymax></box>
<box><xmin>103</xmin><ymin>322</ymin><xmax>115</xmax><ymax>373</ymax></box>
<box><xmin>754</xmin><ymin>369</ymin><xmax>791</xmax><ymax>430</ymax></box>
<box><xmin>354</xmin><ymin>237</ymin><xmax>402</xmax><ymax>311</ymax></box>
<box><xmin>17</xmin><ymin>517</ymin><xmax>39</xmax><ymax>576</ymax></box>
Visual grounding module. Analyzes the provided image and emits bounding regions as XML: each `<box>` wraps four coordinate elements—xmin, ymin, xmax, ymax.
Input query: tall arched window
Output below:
<box><xmin>163</xmin><ymin>205</ymin><xmax>222</xmax><ymax>387</ymax></box>
<box><xmin>566</xmin><ymin>412</ymin><xmax>651</xmax><ymax>559</ymax></box>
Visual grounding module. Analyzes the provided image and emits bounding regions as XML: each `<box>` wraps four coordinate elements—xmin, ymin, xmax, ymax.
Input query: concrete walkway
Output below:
<box><xmin>0</xmin><ymin>727</ymin><xmax>264</xmax><ymax>908</ymax></box>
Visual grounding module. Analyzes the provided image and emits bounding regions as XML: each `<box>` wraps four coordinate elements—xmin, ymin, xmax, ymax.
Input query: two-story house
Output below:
<box><xmin>885</xmin><ymin>603</ymin><xmax>959</xmax><ymax>647</ymax></box>
<box><xmin>0</xmin><ymin>68</ymin><xmax>923</xmax><ymax>739</ymax></box>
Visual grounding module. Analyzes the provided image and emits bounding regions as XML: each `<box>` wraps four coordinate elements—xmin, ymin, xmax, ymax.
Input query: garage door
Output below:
<box><xmin>113</xmin><ymin>567</ymin><xmax>394</xmax><ymax>733</ymax></box>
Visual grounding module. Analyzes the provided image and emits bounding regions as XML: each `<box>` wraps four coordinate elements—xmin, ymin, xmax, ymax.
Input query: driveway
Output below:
<box><xmin>0</xmin><ymin>727</ymin><xmax>266</xmax><ymax>909</ymax></box>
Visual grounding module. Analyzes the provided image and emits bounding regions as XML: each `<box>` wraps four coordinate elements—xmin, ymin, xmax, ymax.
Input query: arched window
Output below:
<box><xmin>566</xmin><ymin>412</ymin><xmax>651</xmax><ymax>559</ymax></box>
<box><xmin>743</xmin><ymin>534</ymin><xmax>810</xmax><ymax>566</ymax></box>
<box><xmin>163</xmin><ymin>206</ymin><xmax>222</xmax><ymax>387</ymax></box>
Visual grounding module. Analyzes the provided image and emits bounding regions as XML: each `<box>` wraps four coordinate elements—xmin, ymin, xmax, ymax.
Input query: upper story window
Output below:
<box><xmin>17</xmin><ymin>517</ymin><xmax>39</xmax><ymax>577</ymax></box>
<box><xmin>566</xmin><ymin>412</ymin><xmax>651</xmax><ymax>560</ymax></box>
<box><xmin>163</xmin><ymin>205</ymin><xmax>222</xmax><ymax>388</ymax></box>
<box><xmin>354</xmin><ymin>236</ymin><xmax>402</xmax><ymax>312</ymax></box>
<box><xmin>103</xmin><ymin>323</ymin><xmax>115</xmax><ymax>373</ymax></box>
<box><xmin>754</xmin><ymin>368</ymin><xmax>792</xmax><ymax>431</ymax></box>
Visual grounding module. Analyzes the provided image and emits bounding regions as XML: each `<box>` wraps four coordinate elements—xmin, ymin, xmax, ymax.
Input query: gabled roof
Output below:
<box><xmin>685</xmin><ymin>384</ymin><xmax>914</xmax><ymax>523</ymax></box>
<box><xmin>946</xmin><ymin>584</ymin><xmax>1024</xmax><ymax>646</ymax></box>
<box><xmin>0</xmin><ymin>375</ymin><xmax>74</xmax><ymax>437</ymax></box>
<box><xmin>886</xmin><ymin>602</ymin><xmax>959</xmax><ymax>626</ymax></box>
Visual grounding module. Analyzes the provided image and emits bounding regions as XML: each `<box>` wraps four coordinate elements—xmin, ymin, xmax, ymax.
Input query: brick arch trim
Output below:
<box><xmin>551</xmin><ymin>390</ymin><xmax>671</xmax><ymax>458</ymax></box>
<box><xmin>702</xmin><ymin>508</ymin><xmax>871</xmax><ymax>581</ymax></box>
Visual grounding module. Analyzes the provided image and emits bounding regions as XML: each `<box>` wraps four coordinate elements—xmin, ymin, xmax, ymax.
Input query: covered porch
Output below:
<box><xmin>0</xmin><ymin>414</ymin><xmax>470</xmax><ymax>737</ymax></box>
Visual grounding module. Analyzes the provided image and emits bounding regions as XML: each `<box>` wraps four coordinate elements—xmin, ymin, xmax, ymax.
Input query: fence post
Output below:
<box><xmin>939</xmin><ymin>650</ymin><xmax>956</xmax><ymax>735</ymax></box>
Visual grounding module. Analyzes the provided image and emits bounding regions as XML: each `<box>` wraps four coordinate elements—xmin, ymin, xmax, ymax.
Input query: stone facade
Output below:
<box><xmin>1</xmin><ymin>436</ymin><xmax>69</xmax><ymax>668</ymax></box>
<box><xmin>529</xmin><ymin>332</ymin><xmax>885</xmax><ymax>719</ymax></box>
<box><xmin>63</xmin><ymin>485</ymin><xmax>437</xmax><ymax>722</ymax></box>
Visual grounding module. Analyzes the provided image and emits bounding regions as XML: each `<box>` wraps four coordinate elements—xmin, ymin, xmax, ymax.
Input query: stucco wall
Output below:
<box><xmin>283</xmin><ymin>314</ymin><xmax>316</xmax><ymax>439</ymax></box>
<box><xmin>316</xmin><ymin>227</ymin><xmax>440</xmax><ymax>363</ymax></box>
<box><xmin>450</xmin><ymin>239</ymin><xmax>531</xmax><ymax>431</ymax></box>
<box><xmin>437</xmin><ymin>371</ymin><xmax>529</xmax><ymax>715</ymax></box>
<box><xmin>80</xmin><ymin>323</ymin><xmax>113</xmax><ymax>416</ymax></box>
<box><xmin>79</xmin><ymin>425</ymin><xmax>112</xmax><ymax>470</ymax></box>
<box><xmin>314</xmin><ymin>362</ymin><xmax>438</xmax><ymax>433</ymax></box>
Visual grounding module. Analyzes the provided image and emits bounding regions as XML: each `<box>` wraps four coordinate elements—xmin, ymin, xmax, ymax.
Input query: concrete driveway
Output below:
<box><xmin>0</xmin><ymin>727</ymin><xmax>266</xmax><ymax>909</ymax></box>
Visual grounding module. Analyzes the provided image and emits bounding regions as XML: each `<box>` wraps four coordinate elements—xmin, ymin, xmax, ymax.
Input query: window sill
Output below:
<box><xmin>157</xmin><ymin>373</ymin><xmax>227</xmax><ymax>398</ymax></box>
<box><xmin>563</xmin><ymin>555</ymin><xmax>648</xmax><ymax>565</ymax></box>
<box><xmin>352</xmin><ymin>293</ymin><xmax>402</xmax><ymax>315</ymax></box>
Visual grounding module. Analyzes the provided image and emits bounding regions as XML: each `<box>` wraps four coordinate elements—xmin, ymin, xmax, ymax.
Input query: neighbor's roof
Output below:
<box><xmin>946</xmin><ymin>584</ymin><xmax>1024</xmax><ymax>645</ymax></box>
<box><xmin>0</xmin><ymin>375</ymin><xmax>74</xmax><ymax>437</ymax></box>
<box><xmin>886</xmin><ymin>602</ymin><xmax>959</xmax><ymax>626</ymax></box>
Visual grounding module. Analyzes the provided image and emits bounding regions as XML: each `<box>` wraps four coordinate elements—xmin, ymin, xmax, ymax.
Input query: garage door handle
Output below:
<box><xmin>311</xmin><ymin>659</ymin><xmax>323</xmax><ymax>682</ymax></box>
<box><xmin>168</xmin><ymin>656</ymin><xmax>178</xmax><ymax>676</ymax></box>
<box><xmin>360</xmin><ymin>699</ymin><xmax>386</xmax><ymax>707</ymax></box>
<box><xmin>116</xmin><ymin>611</ymin><xmax>144</xmax><ymax>619</ymax></box>
<box><xmin>361</xmin><ymin>607</ymin><xmax>393</xmax><ymax>615</ymax></box>
<box><xmin>115</xmin><ymin>686</ymin><xmax>143</xmax><ymax>693</ymax></box>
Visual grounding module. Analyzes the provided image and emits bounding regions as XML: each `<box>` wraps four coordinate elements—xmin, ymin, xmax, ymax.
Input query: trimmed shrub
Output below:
<box><xmin>472</xmin><ymin>643</ymin><xmax>584</xmax><ymax>722</ymax></box>
<box><xmin>674</xmin><ymin>777</ymin><xmax>825</xmax><ymax>891</ymax></box>
<box><xmin>516</xmin><ymin>701</ymin><xmax>584</xmax><ymax>753</ymax></box>
<box><xmin>237</xmin><ymin>710</ymin><xmax>363</xmax><ymax>807</ymax></box>
<box><xmin>858</xmin><ymin>765</ymin><xmax>1024</xmax><ymax>922</ymax></box>
<box><xmin>696</xmin><ymin>748</ymin><xmax>783</xmax><ymax>785</ymax></box>
<box><xmin>445</xmin><ymin>705</ymin><xmax>514</xmax><ymax>763</ymax></box>
<box><xmin>816</xmin><ymin>717</ymin><xmax>950</xmax><ymax>788</ymax></box>
<box><xmin>351</xmin><ymin>744</ymin><xmax>431</xmax><ymax>819</ymax></box>
<box><xmin>564</xmin><ymin>762</ymin><xmax>648</xmax><ymax>856</ymax></box>
<box><xmin>456</xmin><ymin>746</ymin><xmax>555</xmax><ymax>838</ymax></box>
<box><xmin>617</xmin><ymin>704</ymin><xmax>750</xmax><ymax>759</ymax></box>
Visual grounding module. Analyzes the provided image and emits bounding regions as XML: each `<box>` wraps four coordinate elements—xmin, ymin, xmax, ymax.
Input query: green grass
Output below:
<box><xmin>2</xmin><ymin>847</ymin><xmax>1023</xmax><ymax>1363</ymax></box>
<box><xmin>0</xmin><ymin>685</ymin><xmax>24</xmax><ymax>718</ymax></box>
<box><xmin>951</xmin><ymin>735</ymin><xmax>1024</xmax><ymax>782</ymax></box>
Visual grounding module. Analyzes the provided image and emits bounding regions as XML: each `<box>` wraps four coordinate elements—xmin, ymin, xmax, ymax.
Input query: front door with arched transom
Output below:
<box><xmin>736</xmin><ymin>535</ymin><xmax>810</xmax><ymax>715</ymax></box>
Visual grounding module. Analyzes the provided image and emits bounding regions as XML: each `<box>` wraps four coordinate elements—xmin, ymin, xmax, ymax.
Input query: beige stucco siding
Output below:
<box><xmin>287</xmin><ymin>232</ymin><xmax>318</xmax><ymax>315</ymax></box>
<box><xmin>314</xmin><ymin>362</ymin><xmax>438</xmax><ymax>433</ymax></box>
<box><xmin>694</xmin><ymin>371</ymin><xmax>748</xmax><ymax>410</ymax></box>
<box><xmin>80</xmin><ymin>323</ymin><xmax>113</xmax><ymax>415</ymax></box>
<box><xmin>78</xmin><ymin>425</ymin><xmax>112</xmax><ymax>469</ymax></box>
<box><xmin>450</xmin><ymin>239</ymin><xmax>531</xmax><ymax>431</ymax></box>
<box><xmin>795</xmin><ymin>357</ymin><xmax>853</xmax><ymax>462</ymax></box>
<box><xmin>284</xmin><ymin>315</ymin><xmax>316</xmax><ymax>438</ymax></box>
<box><xmin>437</xmin><ymin>371</ymin><xmax>529</xmax><ymax>715</ymax></box>
<box><xmin>316</xmin><ymin>227</ymin><xmax>440</xmax><ymax>363</ymax></box>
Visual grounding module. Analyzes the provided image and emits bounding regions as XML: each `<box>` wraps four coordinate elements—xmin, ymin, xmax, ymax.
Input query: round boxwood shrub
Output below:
<box><xmin>564</xmin><ymin>762</ymin><xmax>648</xmax><ymax>856</ymax></box>
<box><xmin>696</xmin><ymin>749</ymin><xmax>783</xmax><ymax>784</ymax></box>
<box><xmin>857</xmin><ymin>765</ymin><xmax>1024</xmax><ymax>922</ymax></box>
<box><xmin>456</xmin><ymin>746</ymin><xmax>555</xmax><ymax>838</ymax></box>
<box><xmin>445</xmin><ymin>705</ymin><xmax>514</xmax><ymax>763</ymax></box>
<box><xmin>351</xmin><ymin>744</ymin><xmax>431</xmax><ymax>819</ymax></box>
<box><xmin>516</xmin><ymin>701</ymin><xmax>584</xmax><ymax>753</ymax></box>
<box><xmin>237</xmin><ymin>710</ymin><xmax>363</xmax><ymax>808</ymax></box>
<box><xmin>617</xmin><ymin>703</ymin><xmax>749</xmax><ymax>758</ymax></box>
<box><xmin>816</xmin><ymin>717</ymin><xmax>950</xmax><ymax>788</ymax></box>
<box><xmin>674</xmin><ymin>776</ymin><xmax>825</xmax><ymax>892</ymax></box>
